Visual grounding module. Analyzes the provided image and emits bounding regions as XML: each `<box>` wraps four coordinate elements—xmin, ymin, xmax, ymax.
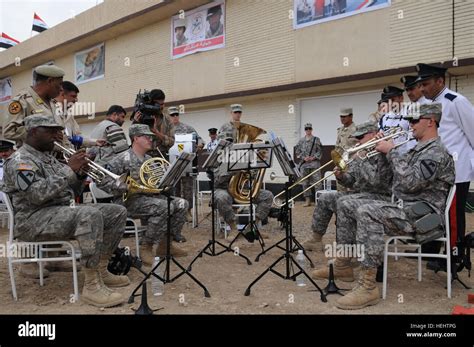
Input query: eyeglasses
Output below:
<box><xmin>340</xmin><ymin>115</ymin><xmax>351</xmax><ymax>118</ymax></box>
<box><xmin>304</xmin><ymin>128</ymin><xmax>312</xmax><ymax>131</ymax></box>
<box><xmin>408</xmin><ymin>119</ymin><xmax>420</xmax><ymax>125</ymax></box>
<box><xmin>355</xmin><ymin>135</ymin><xmax>364</xmax><ymax>140</ymax></box>
<box><xmin>170</xmin><ymin>114</ymin><xmax>179</xmax><ymax>117</ymax></box>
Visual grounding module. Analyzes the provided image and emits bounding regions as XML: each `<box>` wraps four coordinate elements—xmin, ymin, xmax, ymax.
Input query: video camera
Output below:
<box><xmin>131</xmin><ymin>89</ymin><xmax>162</xmax><ymax>127</ymax></box>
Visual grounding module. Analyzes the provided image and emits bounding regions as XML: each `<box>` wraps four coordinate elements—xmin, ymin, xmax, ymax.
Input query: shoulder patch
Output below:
<box><xmin>16</xmin><ymin>170</ymin><xmax>36</xmax><ymax>191</ymax></box>
<box><xmin>445</xmin><ymin>93</ymin><xmax>457</xmax><ymax>101</ymax></box>
<box><xmin>420</xmin><ymin>159</ymin><xmax>438</xmax><ymax>180</ymax></box>
<box><xmin>8</xmin><ymin>101</ymin><xmax>23</xmax><ymax>115</ymax></box>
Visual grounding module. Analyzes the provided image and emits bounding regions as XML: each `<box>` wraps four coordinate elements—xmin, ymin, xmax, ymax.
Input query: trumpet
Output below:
<box><xmin>53</xmin><ymin>141</ymin><xmax>127</xmax><ymax>185</ymax></box>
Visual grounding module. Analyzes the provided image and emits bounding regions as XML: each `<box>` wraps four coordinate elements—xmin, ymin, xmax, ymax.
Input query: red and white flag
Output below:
<box><xmin>0</xmin><ymin>32</ymin><xmax>20</xmax><ymax>49</ymax></box>
<box><xmin>32</xmin><ymin>12</ymin><xmax>49</xmax><ymax>33</ymax></box>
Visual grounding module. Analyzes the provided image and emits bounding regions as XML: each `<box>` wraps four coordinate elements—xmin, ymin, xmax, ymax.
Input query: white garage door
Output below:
<box><xmin>299</xmin><ymin>90</ymin><xmax>380</xmax><ymax>146</ymax></box>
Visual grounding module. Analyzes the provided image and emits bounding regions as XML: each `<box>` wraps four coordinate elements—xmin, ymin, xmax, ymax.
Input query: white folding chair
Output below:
<box><xmin>315</xmin><ymin>170</ymin><xmax>336</xmax><ymax>202</ymax></box>
<box><xmin>4</xmin><ymin>193</ymin><xmax>79</xmax><ymax>301</ymax></box>
<box><xmin>197</xmin><ymin>172</ymin><xmax>211</xmax><ymax>217</ymax></box>
<box><xmin>382</xmin><ymin>185</ymin><xmax>456</xmax><ymax>299</ymax></box>
<box><xmin>89</xmin><ymin>182</ymin><xmax>143</xmax><ymax>257</ymax></box>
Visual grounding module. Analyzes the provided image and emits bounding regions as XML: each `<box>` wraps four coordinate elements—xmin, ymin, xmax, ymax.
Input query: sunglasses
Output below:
<box><xmin>304</xmin><ymin>127</ymin><xmax>312</xmax><ymax>130</ymax></box>
<box><xmin>170</xmin><ymin>114</ymin><xmax>180</xmax><ymax>117</ymax></box>
<box><xmin>355</xmin><ymin>135</ymin><xmax>364</xmax><ymax>140</ymax></box>
<box><xmin>408</xmin><ymin>119</ymin><xmax>421</xmax><ymax>125</ymax></box>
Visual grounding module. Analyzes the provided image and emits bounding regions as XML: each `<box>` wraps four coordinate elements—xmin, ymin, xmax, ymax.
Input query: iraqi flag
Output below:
<box><xmin>32</xmin><ymin>13</ymin><xmax>48</xmax><ymax>33</ymax></box>
<box><xmin>0</xmin><ymin>33</ymin><xmax>20</xmax><ymax>49</ymax></box>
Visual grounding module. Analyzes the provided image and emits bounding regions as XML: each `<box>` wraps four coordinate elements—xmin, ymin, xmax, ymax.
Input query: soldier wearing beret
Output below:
<box><xmin>1</xmin><ymin>115</ymin><xmax>130</xmax><ymax>308</ymax></box>
<box><xmin>3</xmin><ymin>65</ymin><xmax>64</xmax><ymax>147</ymax></box>
<box><xmin>415</xmin><ymin>63</ymin><xmax>474</xmax><ymax>271</ymax></box>
<box><xmin>329</xmin><ymin>103</ymin><xmax>454</xmax><ymax>310</ymax></box>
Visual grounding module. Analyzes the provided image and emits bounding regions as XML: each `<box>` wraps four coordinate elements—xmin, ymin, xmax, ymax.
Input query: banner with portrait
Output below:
<box><xmin>75</xmin><ymin>43</ymin><xmax>105</xmax><ymax>84</ymax></box>
<box><xmin>0</xmin><ymin>77</ymin><xmax>12</xmax><ymax>104</ymax></box>
<box><xmin>294</xmin><ymin>0</ymin><xmax>391</xmax><ymax>29</ymax></box>
<box><xmin>171</xmin><ymin>0</ymin><xmax>225</xmax><ymax>60</ymax></box>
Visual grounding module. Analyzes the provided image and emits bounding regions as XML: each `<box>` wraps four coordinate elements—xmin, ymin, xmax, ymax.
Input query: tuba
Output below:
<box><xmin>227</xmin><ymin>121</ymin><xmax>267</xmax><ymax>204</ymax></box>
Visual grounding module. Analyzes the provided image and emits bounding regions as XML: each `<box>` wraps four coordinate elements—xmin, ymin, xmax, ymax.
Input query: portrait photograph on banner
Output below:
<box><xmin>294</xmin><ymin>0</ymin><xmax>391</xmax><ymax>29</ymax></box>
<box><xmin>0</xmin><ymin>77</ymin><xmax>12</xmax><ymax>104</ymax></box>
<box><xmin>74</xmin><ymin>43</ymin><xmax>105</xmax><ymax>84</ymax></box>
<box><xmin>171</xmin><ymin>0</ymin><xmax>225</xmax><ymax>59</ymax></box>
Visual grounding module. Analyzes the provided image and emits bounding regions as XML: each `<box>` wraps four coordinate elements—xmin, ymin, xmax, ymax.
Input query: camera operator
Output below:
<box><xmin>131</xmin><ymin>89</ymin><xmax>174</xmax><ymax>159</ymax></box>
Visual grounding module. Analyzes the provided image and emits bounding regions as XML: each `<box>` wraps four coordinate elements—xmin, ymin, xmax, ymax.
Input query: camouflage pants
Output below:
<box><xmin>175</xmin><ymin>175</ymin><xmax>194</xmax><ymax>211</ymax></box>
<box><xmin>311</xmin><ymin>191</ymin><xmax>348</xmax><ymax>235</ymax></box>
<box><xmin>337</xmin><ymin>198</ymin><xmax>413</xmax><ymax>268</ymax></box>
<box><xmin>214</xmin><ymin>189</ymin><xmax>273</xmax><ymax>225</ymax></box>
<box><xmin>123</xmin><ymin>194</ymin><xmax>188</xmax><ymax>244</ymax></box>
<box><xmin>301</xmin><ymin>166</ymin><xmax>322</xmax><ymax>198</ymax></box>
<box><xmin>16</xmin><ymin>204</ymin><xmax>127</xmax><ymax>268</ymax></box>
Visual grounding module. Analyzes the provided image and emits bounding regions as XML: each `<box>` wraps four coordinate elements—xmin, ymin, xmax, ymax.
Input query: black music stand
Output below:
<box><xmin>225</xmin><ymin>142</ymin><xmax>273</xmax><ymax>253</ymax></box>
<box><xmin>128</xmin><ymin>152</ymin><xmax>210</xmax><ymax>312</ymax></box>
<box><xmin>188</xmin><ymin>140</ymin><xmax>252</xmax><ymax>270</ymax></box>
<box><xmin>244</xmin><ymin>136</ymin><xmax>327</xmax><ymax>302</ymax></box>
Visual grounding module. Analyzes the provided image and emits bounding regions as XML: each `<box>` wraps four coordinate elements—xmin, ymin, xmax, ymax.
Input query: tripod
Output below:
<box><xmin>187</xmin><ymin>170</ymin><xmax>252</xmax><ymax>271</ymax></box>
<box><xmin>128</xmin><ymin>192</ymin><xmax>211</xmax><ymax>307</ymax></box>
<box><xmin>244</xmin><ymin>179</ymin><xmax>327</xmax><ymax>302</ymax></box>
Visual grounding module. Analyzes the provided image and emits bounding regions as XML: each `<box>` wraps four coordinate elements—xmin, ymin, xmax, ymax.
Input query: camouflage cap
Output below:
<box><xmin>404</xmin><ymin>103</ymin><xmax>442</xmax><ymax>122</ymax></box>
<box><xmin>167</xmin><ymin>106</ymin><xmax>180</xmax><ymax>115</ymax></box>
<box><xmin>24</xmin><ymin>115</ymin><xmax>64</xmax><ymax>131</ymax></box>
<box><xmin>129</xmin><ymin>124</ymin><xmax>155</xmax><ymax>138</ymax></box>
<box><xmin>340</xmin><ymin>107</ymin><xmax>353</xmax><ymax>116</ymax></box>
<box><xmin>350</xmin><ymin>121</ymin><xmax>379</xmax><ymax>138</ymax></box>
<box><xmin>34</xmin><ymin>64</ymin><xmax>65</xmax><ymax>78</ymax></box>
<box><xmin>231</xmin><ymin>104</ymin><xmax>242</xmax><ymax>112</ymax></box>
<box><xmin>304</xmin><ymin>123</ymin><xmax>312</xmax><ymax>129</ymax></box>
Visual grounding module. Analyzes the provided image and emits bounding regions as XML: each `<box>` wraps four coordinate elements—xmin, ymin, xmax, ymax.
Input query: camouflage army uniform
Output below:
<box><xmin>295</xmin><ymin>135</ymin><xmax>323</xmax><ymax>197</ymax></box>
<box><xmin>3</xmin><ymin>87</ymin><xmax>56</xmax><ymax>146</ymax></box>
<box><xmin>89</xmin><ymin>119</ymin><xmax>129</xmax><ymax>165</ymax></box>
<box><xmin>152</xmin><ymin>113</ymin><xmax>175</xmax><ymax>157</ymax></box>
<box><xmin>98</xmin><ymin>149</ymin><xmax>188</xmax><ymax>244</ymax></box>
<box><xmin>337</xmin><ymin>137</ymin><xmax>454</xmax><ymax>268</ymax></box>
<box><xmin>173</xmin><ymin>121</ymin><xmax>205</xmax><ymax>210</ymax></box>
<box><xmin>1</xmin><ymin>144</ymin><xmax>127</xmax><ymax>268</ymax></box>
<box><xmin>217</xmin><ymin>121</ymin><xmax>237</xmax><ymax>142</ymax></box>
<box><xmin>311</xmin><ymin>153</ymin><xmax>393</xmax><ymax>236</ymax></box>
<box><xmin>335</xmin><ymin>123</ymin><xmax>357</xmax><ymax>191</ymax></box>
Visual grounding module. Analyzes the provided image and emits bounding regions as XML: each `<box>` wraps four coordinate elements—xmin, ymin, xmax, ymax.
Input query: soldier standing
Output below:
<box><xmin>295</xmin><ymin>122</ymin><xmax>323</xmax><ymax>207</ymax></box>
<box><xmin>332</xmin><ymin>104</ymin><xmax>454</xmax><ymax>310</ymax></box>
<box><xmin>169</xmin><ymin>106</ymin><xmax>205</xmax><ymax>234</ymax></box>
<box><xmin>1</xmin><ymin>115</ymin><xmax>130</xmax><ymax>308</ymax></box>
<box><xmin>416</xmin><ymin>63</ymin><xmax>474</xmax><ymax>271</ymax></box>
<box><xmin>335</xmin><ymin>107</ymin><xmax>357</xmax><ymax>191</ymax></box>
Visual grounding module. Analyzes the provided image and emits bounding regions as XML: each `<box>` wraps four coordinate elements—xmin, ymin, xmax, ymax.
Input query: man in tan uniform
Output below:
<box><xmin>335</xmin><ymin>107</ymin><xmax>357</xmax><ymax>191</ymax></box>
<box><xmin>3</xmin><ymin>65</ymin><xmax>64</xmax><ymax>147</ymax></box>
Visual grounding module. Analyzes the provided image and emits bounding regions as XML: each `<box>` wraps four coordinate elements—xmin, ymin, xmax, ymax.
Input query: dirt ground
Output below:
<box><xmin>0</xmin><ymin>200</ymin><xmax>472</xmax><ymax>315</ymax></box>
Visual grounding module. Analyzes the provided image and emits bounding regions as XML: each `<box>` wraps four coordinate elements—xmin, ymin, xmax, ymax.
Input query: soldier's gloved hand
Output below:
<box><xmin>68</xmin><ymin>151</ymin><xmax>89</xmax><ymax>173</ymax></box>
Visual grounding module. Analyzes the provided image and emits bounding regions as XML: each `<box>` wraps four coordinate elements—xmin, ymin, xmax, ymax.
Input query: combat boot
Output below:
<box><xmin>303</xmin><ymin>197</ymin><xmax>312</xmax><ymax>207</ymax></box>
<box><xmin>335</xmin><ymin>267</ymin><xmax>380</xmax><ymax>310</ymax></box>
<box><xmin>156</xmin><ymin>237</ymin><xmax>187</xmax><ymax>258</ymax></box>
<box><xmin>19</xmin><ymin>263</ymin><xmax>49</xmax><ymax>279</ymax></box>
<box><xmin>81</xmin><ymin>268</ymin><xmax>125</xmax><ymax>308</ymax></box>
<box><xmin>139</xmin><ymin>243</ymin><xmax>155</xmax><ymax>267</ymax></box>
<box><xmin>303</xmin><ymin>232</ymin><xmax>323</xmax><ymax>252</ymax></box>
<box><xmin>99</xmin><ymin>256</ymin><xmax>130</xmax><ymax>288</ymax></box>
<box><xmin>311</xmin><ymin>257</ymin><xmax>354</xmax><ymax>282</ymax></box>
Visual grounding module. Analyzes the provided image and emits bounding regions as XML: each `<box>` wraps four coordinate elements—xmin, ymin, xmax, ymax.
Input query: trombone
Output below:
<box><xmin>272</xmin><ymin>128</ymin><xmax>411</xmax><ymax>207</ymax></box>
<box><xmin>54</xmin><ymin>141</ymin><xmax>127</xmax><ymax>185</ymax></box>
